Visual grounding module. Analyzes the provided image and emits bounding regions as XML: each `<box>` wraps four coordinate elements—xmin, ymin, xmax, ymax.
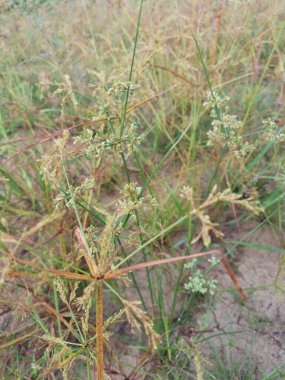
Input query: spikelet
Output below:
<box><xmin>40</xmin><ymin>130</ymin><xmax>69</xmax><ymax>189</ymax></box>
<box><xmin>103</xmin><ymin>309</ymin><xmax>124</xmax><ymax>331</ymax></box>
<box><xmin>122</xmin><ymin>300</ymin><xmax>160</xmax><ymax>350</ymax></box>
<box><xmin>81</xmin><ymin>298</ymin><xmax>92</xmax><ymax>338</ymax></box>
<box><xmin>54</xmin><ymin>279</ymin><xmax>68</xmax><ymax>305</ymax></box>
<box><xmin>75</xmin><ymin>282</ymin><xmax>97</xmax><ymax>309</ymax></box>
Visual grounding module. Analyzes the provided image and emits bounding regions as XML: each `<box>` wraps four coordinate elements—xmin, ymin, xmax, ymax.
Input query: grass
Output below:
<box><xmin>0</xmin><ymin>0</ymin><xmax>285</xmax><ymax>378</ymax></box>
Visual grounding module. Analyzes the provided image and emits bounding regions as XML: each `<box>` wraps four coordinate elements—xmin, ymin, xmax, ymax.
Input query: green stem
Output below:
<box><xmin>120</xmin><ymin>0</ymin><xmax>144</xmax><ymax>138</ymax></box>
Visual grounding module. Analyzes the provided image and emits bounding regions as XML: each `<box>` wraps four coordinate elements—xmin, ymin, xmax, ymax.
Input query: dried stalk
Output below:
<box><xmin>96</xmin><ymin>283</ymin><xmax>104</xmax><ymax>380</ymax></box>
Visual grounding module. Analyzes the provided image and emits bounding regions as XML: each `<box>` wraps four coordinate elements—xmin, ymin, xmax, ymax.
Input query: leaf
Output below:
<box><xmin>221</xmin><ymin>257</ymin><xmax>248</xmax><ymax>303</ymax></box>
<box><xmin>105</xmin><ymin>250</ymin><xmax>221</xmax><ymax>280</ymax></box>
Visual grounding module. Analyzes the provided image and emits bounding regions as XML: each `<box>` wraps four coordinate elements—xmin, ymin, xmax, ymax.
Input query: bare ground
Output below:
<box><xmin>195</xmin><ymin>222</ymin><xmax>285</xmax><ymax>378</ymax></box>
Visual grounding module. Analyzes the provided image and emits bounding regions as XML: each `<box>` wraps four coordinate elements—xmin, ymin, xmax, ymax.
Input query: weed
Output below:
<box><xmin>1</xmin><ymin>0</ymin><xmax>285</xmax><ymax>378</ymax></box>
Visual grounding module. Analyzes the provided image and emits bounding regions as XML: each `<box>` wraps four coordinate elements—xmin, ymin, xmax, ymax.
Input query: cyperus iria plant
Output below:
<box><xmin>39</xmin><ymin>134</ymin><xmax>220</xmax><ymax>379</ymax></box>
<box><xmin>8</xmin><ymin>79</ymin><xmax>268</xmax><ymax>379</ymax></box>
<box><xmin>8</xmin><ymin>74</ymin><xmax>221</xmax><ymax>379</ymax></box>
<box><xmin>36</xmin><ymin>87</ymin><xmax>265</xmax><ymax>379</ymax></box>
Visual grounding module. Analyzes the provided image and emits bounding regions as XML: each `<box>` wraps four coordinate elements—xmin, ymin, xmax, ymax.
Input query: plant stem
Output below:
<box><xmin>96</xmin><ymin>283</ymin><xmax>104</xmax><ymax>380</ymax></box>
<box><xmin>119</xmin><ymin>0</ymin><xmax>144</xmax><ymax>138</ymax></box>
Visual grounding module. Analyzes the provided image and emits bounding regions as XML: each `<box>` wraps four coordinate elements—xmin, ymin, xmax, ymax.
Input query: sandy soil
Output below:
<box><xmin>195</xmin><ymin>222</ymin><xmax>285</xmax><ymax>378</ymax></box>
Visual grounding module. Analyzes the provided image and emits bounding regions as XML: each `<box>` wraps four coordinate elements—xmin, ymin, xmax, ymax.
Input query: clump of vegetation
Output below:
<box><xmin>0</xmin><ymin>0</ymin><xmax>285</xmax><ymax>379</ymax></box>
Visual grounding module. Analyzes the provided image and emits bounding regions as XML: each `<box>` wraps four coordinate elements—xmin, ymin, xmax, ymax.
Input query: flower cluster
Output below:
<box><xmin>263</xmin><ymin>118</ymin><xmax>285</xmax><ymax>142</ymax></box>
<box><xmin>184</xmin><ymin>257</ymin><xmax>219</xmax><ymax>296</ymax></box>
<box><xmin>116</xmin><ymin>182</ymin><xmax>158</xmax><ymax>218</ymax></box>
<box><xmin>40</xmin><ymin>74</ymin><xmax>78</xmax><ymax>119</ymax></box>
<box><xmin>54</xmin><ymin>178</ymin><xmax>95</xmax><ymax>209</ymax></box>
<box><xmin>73</xmin><ymin>122</ymin><xmax>141</xmax><ymax>160</ymax></box>
<box><xmin>40</xmin><ymin>130</ymin><xmax>69</xmax><ymax>189</ymax></box>
<box><xmin>107</xmin><ymin>80</ymin><xmax>140</xmax><ymax>103</ymax></box>
<box><xmin>204</xmin><ymin>92</ymin><xmax>255</xmax><ymax>158</ymax></box>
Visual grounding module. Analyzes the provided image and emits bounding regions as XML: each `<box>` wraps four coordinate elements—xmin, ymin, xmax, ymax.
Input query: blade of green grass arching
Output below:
<box><xmin>132</xmin><ymin>150</ymin><xmax>155</xmax><ymax>198</ymax></box>
<box><xmin>225</xmin><ymin>212</ymin><xmax>277</xmax><ymax>254</ymax></box>
<box><xmin>262</xmin><ymin>368</ymin><xmax>285</xmax><ymax>380</ymax></box>
<box><xmin>245</xmin><ymin>141</ymin><xmax>274</xmax><ymax>172</ymax></box>
<box><xmin>164</xmin><ymin>182</ymin><xmax>183</xmax><ymax>213</ymax></box>
<box><xmin>31</xmin><ymin>309</ymin><xmax>49</xmax><ymax>334</ymax></box>
<box><xmin>224</xmin><ymin>240</ymin><xmax>285</xmax><ymax>254</ymax></box>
